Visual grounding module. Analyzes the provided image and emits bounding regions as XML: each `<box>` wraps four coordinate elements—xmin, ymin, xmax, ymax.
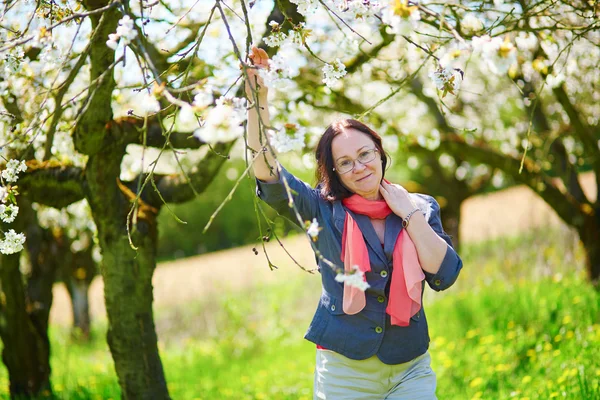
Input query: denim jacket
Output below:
<box><xmin>256</xmin><ymin>166</ymin><xmax>463</xmax><ymax>364</ymax></box>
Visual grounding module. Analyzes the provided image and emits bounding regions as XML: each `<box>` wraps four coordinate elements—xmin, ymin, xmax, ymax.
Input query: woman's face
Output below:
<box><xmin>331</xmin><ymin>128</ymin><xmax>383</xmax><ymax>200</ymax></box>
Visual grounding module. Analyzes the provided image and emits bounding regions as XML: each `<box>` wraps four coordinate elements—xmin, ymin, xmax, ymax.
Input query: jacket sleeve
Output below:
<box><xmin>255</xmin><ymin>164</ymin><xmax>321</xmax><ymax>227</ymax></box>
<box><xmin>423</xmin><ymin>196</ymin><xmax>463</xmax><ymax>291</ymax></box>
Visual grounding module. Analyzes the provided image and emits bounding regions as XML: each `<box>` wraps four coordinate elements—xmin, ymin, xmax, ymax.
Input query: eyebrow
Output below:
<box><xmin>335</xmin><ymin>146</ymin><xmax>369</xmax><ymax>162</ymax></box>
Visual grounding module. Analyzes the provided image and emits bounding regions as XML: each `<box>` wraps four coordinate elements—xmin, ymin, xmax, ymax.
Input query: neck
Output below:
<box><xmin>361</xmin><ymin>192</ymin><xmax>382</xmax><ymax>201</ymax></box>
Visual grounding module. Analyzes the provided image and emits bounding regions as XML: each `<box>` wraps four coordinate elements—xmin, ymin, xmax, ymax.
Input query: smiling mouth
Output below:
<box><xmin>357</xmin><ymin>173</ymin><xmax>372</xmax><ymax>182</ymax></box>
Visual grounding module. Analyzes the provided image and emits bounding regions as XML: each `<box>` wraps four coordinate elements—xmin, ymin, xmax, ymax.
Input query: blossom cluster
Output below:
<box><xmin>106</xmin><ymin>16</ymin><xmax>138</xmax><ymax>50</ymax></box>
<box><xmin>269</xmin><ymin>123</ymin><xmax>307</xmax><ymax>153</ymax></box>
<box><xmin>381</xmin><ymin>0</ymin><xmax>421</xmax><ymax>36</ymax></box>
<box><xmin>265</xmin><ymin>21</ymin><xmax>287</xmax><ymax>48</ymax></box>
<box><xmin>322</xmin><ymin>59</ymin><xmax>347</xmax><ymax>88</ymax></box>
<box><xmin>471</xmin><ymin>35</ymin><xmax>517</xmax><ymax>75</ymax></box>
<box><xmin>193</xmin><ymin>96</ymin><xmax>247</xmax><ymax>144</ymax></box>
<box><xmin>429</xmin><ymin>66</ymin><xmax>462</xmax><ymax>98</ymax></box>
<box><xmin>258</xmin><ymin>54</ymin><xmax>295</xmax><ymax>90</ymax></box>
<box><xmin>335</xmin><ymin>265</ymin><xmax>370</xmax><ymax>291</ymax></box>
<box><xmin>306</xmin><ymin>217</ymin><xmax>321</xmax><ymax>240</ymax></box>
<box><xmin>0</xmin><ymin>159</ymin><xmax>27</xmax><ymax>254</ymax></box>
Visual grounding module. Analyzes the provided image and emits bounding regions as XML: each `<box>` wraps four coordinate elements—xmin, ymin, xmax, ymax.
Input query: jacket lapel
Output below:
<box><xmin>332</xmin><ymin>200</ymin><xmax>388</xmax><ymax>265</ymax></box>
<box><xmin>384</xmin><ymin>213</ymin><xmax>403</xmax><ymax>262</ymax></box>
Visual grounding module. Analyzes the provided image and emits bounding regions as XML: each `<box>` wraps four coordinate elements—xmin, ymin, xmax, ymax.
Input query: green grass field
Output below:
<box><xmin>1</xmin><ymin>227</ymin><xmax>599</xmax><ymax>399</ymax></box>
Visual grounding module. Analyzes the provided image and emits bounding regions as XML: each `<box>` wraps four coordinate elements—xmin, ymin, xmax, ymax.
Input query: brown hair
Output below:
<box><xmin>315</xmin><ymin>119</ymin><xmax>388</xmax><ymax>201</ymax></box>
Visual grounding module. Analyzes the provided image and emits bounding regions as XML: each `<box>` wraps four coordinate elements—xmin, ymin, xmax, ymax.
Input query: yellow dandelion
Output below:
<box><xmin>526</xmin><ymin>349</ymin><xmax>536</xmax><ymax>357</ymax></box>
<box><xmin>495</xmin><ymin>364</ymin><xmax>510</xmax><ymax>372</ymax></box>
<box><xmin>562</xmin><ymin>315</ymin><xmax>572</xmax><ymax>325</ymax></box>
<box><xmin>554</xmin><ymin>334</ymin><xmax>562</xmax><ymax>343</ymax></box>
<box><xmin>565</xmin><ymin>330</ymin><xmax>574</xmax><ymax>339</ymax></box>
<box><xmin>470</xmin><ymin>377</ymin><xmax>484</xmax><ymax>388</ymax></box>
<box><xmin>553</xmin><ymin>349</ymin><xmax>561</xmax><ymax>357</ymax></box>
<box><xmin>506</xmin><ymin>331</ymin><xmax>517</xmax><ymax>340</ymax></box>
<box><xmin>471</xmin><ymin>391</ymin><xmax>483</xmax><ymax>400</ymax></box>
<box><xmin>507</xmin><ymin>321</ymin><xmax>515</xmax><ymax>329</ymax></box>
<box><xmin>521</xmin><ymin>375</ymin><xmax>532</xmax><ymax>384</ymax></box>
<box><xmin>549</xmin><ymin>393</ymin><xmax>559</xmax><ymax>398</ymax></box>
<box><xmin>543</xmin><ymin>342</ymin><xmax>553</xmax><ymax>352</ymax></box>
<box><xmin>466</xmin><ymin>329</ymin><xmax>479</xmax><ymax>339</ymax></box>
<box><xmin>480</xmin><ymin>335</ymin><xmax>495</xmax><ymax>345</ymax></box>
<box><xmin>572</xmin><ymin>296</ymin><xmax>581</xmax><ymax>304</ymax></box>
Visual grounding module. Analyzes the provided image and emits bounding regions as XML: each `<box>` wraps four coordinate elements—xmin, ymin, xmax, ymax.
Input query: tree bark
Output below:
<box><xmin>85</xmin><ymin>146</ymin><xmax>170</xmax><ymax>399</ymax></box>
<box><xmin>0</xmin><ymin>200</ymin><xmax>54</xmax><ymax>397</ymax></box>
<box><xmin>578</xmin><ymin>209</ymin><xmax>600</xmax><ymax>287</ymax></box>
<box><xmin>62</xmin><ymin>246</ymin><xmax>96</xmax><ymax>340</ymax></box>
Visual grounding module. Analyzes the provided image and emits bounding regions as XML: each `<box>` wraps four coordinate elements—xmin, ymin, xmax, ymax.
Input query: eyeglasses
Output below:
<box><xmin>333</xmin><ymin>148</ymin><xmax>379</xmax><ymax>174</ymax></box>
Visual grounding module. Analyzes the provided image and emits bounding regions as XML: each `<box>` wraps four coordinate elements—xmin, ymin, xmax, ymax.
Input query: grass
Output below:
<box><xmin>1</xmin><ymin>227</ymin><xmax>599</xmax><ymax>399</ymax></box>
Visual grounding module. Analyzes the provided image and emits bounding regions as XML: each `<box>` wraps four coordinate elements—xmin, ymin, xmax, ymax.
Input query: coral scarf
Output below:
<box><xmin>341</xmin><ymin>194</ymin><xmax>425</xmax><ymax>327</ymax></box>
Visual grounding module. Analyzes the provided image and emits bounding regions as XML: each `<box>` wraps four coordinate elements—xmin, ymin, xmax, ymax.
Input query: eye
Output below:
<box><xmin>358</xmin><ymin>150</ymin><xmax>372</xmax><ymax>160</ymax></box>
<box><xmin>338</xmin><ymin>160</ymin><xmax>352</xmax><ymax>168</ymax></box>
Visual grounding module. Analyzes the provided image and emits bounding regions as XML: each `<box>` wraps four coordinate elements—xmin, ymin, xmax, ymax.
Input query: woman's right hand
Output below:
<box><xmin>245</xmin><ymin>45</ymin><xmax>270</xmax><ymax>100</ymax></box>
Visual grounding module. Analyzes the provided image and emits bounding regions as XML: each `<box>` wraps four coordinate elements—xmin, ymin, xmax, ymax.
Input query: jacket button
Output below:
<box><xmin>380</xmin><ymin>271</ymin><xmax>388</xmax><ymax>278</ymax></box>
<box><xmin>331</xmin><ymin>305</ymin><xmax>336</xmax><ymax>311</ymax></box>
<box><xmin>377</xmin><ymin>296</ymin><xmax>385</xmax><ymax>303</ymax></box>
<box><xmin>434</xmin><ymin>279</ymin><xmax>442</xmax><ymax>286</ymax></box>
<box><xmin>375</xmin><ymin>326</ymin><xmax>383</xmax><ymax>334</ymax></box>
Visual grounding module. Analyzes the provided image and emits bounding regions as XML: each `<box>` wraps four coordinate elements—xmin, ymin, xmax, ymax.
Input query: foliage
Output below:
<box><xmin>1</xmin><ymin>227</ymin><xmax>597</xmax><ymax>399</ymax></box>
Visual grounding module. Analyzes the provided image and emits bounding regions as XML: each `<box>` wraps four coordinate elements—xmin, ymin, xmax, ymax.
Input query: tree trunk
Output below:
<box><xmin>0</xmin><ymin>253</ymin><xmax>51</xmax><ymax>397</ymax></box>
<box><xmin>62</xmin><ymin>247</ymin><xmax>96</xmax><ymax>340</ymax></box>
<box><xmin>579</xmin><ymin>214</ymin><xmax>600</xmax><ymax>287</ymax></box>
<box><xmin>0</xmin><ymin>198</ymin><xmax>56</xmax><ymax>398</ymax></box>
<box><xmin>440</xmin><ymin>201</ymin><xmax>461</xmax><ymax>252</ymax></box>
<box><xmin>86</xmin><ymin>151</ymin><xmax>170</xmax><ymax>399</ymax></box>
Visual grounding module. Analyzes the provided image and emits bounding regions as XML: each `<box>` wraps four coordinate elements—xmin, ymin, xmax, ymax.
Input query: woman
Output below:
<box><xmin>246</xmin><ymin>46</ymin><xmax>462</xmax><ymax>400</ymax></box>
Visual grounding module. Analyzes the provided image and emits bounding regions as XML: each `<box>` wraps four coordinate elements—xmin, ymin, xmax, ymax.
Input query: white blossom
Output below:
<box><xmin>193</xmin><ymin>96</ymin><xmax>246</xmax><ymax>144</ymax></box>
<box><xmin>269</xmin><ymin>123</ymin><xmax>306</xmax><ymax>153</ymax></box>
<box><xmin>335</xmin><ymin>265</ymin><xmax>370</xmax><ymax>291</ymax></box>
<box><xmin>0</xmin><ymin>187</ymin><xmax>8</xmax><ymax>203</ymax></box>
<box><xmin>290</xmin><ymin>0</ymin><xmax>319</xmax><ymax>16</ymax></box>
<box><xmin>306</xmin><ymin>218</ymin><xmax>320</xmax><ymax>239</ymax></box>
<box><xmin>0</xmin><ymin>229</ymin><xmax>26</xmax><ymax>255</ymax></box>
<box><xmin>258</xmin><ymin>54</ymin><xmax>294</xmax><ymax>90</ymax></box>
<box><xmin>462</xmin><ymin>14</ymin><xmax>484</xmax><ymax>34</ymax></box>
<box><xmin>322</xmin><ymin>59</ymin><xmax>347</xmax><ymax>88</ymax></box>
<box><xmin>1</xmin><ymin>159</ymin><xmax>27</xmax><ymax>183</ymax></box>
<box><xmin>265</xmin><ymin>31</ymin><xmax>287</xmax><ymax>48</ymax></box>
<box><xmin>429</xmin><ymin>66</ymin><xmax>462</xmax><ymax>97</ymax></box>
<box><xmin>515</xmin><ymin>32</ymin><xmax>538</xmax><ymax>52</ymax></box>
<box><xmin>471</xmin><ymin>35</ymin><xmax>517</xmax><ymax>75</ymax></box>
<box><xmin>106</xmin><ymin>15</ymin><xmax>138</xmax><ymax>49</ymax></box>
<box><xmin>336</xmin><ymin>0</ymin><xmax>381</xmax><ymax>21</ymax></box>
<box><xmin>382</xmin><ymin>0</ymin><xmax>420</xmax><ymax>36</ymax></box>
<box><xmin>0</xmin><ymin>204</ymin><xmax>18</xmax><ymax>223</ymax></box>
<box><xmin>546</xmin><ymin>72</ymin><xmax>565</xmax><ymax>88</ymax></box>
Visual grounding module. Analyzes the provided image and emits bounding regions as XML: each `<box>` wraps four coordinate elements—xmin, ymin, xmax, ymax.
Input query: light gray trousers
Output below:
<box><xmin>314</xmin><ymin>349</ymin><xmax>437</xmax><ymax>400</ymax></box>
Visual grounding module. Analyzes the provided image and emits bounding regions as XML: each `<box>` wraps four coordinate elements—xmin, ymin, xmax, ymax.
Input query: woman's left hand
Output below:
<box><xmin>379</xmin><ymin>181</ymin><xmax>419</xmax><ymax>219</ymax></box>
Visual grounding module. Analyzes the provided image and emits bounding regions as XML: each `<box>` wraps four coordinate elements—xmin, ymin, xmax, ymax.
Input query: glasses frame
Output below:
<box><xmin>332</xmin><ymin>148</ymin><xmax>379</xmax><ymax>175</ymax></box>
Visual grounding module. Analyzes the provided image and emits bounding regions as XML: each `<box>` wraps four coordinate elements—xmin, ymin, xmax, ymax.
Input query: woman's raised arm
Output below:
<box><xmin>245</xmin><ymin>46</ymin><xmax>279</xmax><ymax>183</ymax></box>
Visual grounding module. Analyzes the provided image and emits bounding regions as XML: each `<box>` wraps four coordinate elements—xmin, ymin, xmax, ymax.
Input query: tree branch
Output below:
<box><xmin>438</xmin><ymin>134</ymin><xmax>589</xmax><ymax>228</ymax></box>
<box><xmin>115</xmin><ymin>116</ymin><xmax>207</xmax><ymax>149</ymax></box>
<box><xmin>18</xmin><ymin>161</ymin><xmax>85</xmax><ymax>208</ymax></box>
<box><xmin>147</xmin><ymin>141</ymin><xmax>234</xmax><ymax>206</ymax></box>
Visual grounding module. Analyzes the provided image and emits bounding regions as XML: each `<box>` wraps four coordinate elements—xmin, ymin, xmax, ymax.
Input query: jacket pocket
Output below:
<box><xmin>320</xmin><ymin>290</ymin><xmax>345</xmax><ymax>315</ymax></box>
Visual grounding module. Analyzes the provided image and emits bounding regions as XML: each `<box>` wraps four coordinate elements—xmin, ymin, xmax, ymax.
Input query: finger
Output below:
<box><xmin>379</xmin><ymin>184</ymin><xmax>388</xmax><ymax>197</ymax></box>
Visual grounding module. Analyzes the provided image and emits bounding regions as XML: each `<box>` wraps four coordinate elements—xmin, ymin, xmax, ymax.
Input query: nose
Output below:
<box><xmin>353</xmin><ymin>161</ymin><xmax>367</xmax><ymax>173</ymax></box>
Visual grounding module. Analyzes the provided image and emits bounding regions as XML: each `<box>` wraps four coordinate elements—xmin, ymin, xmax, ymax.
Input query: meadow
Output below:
<box><xmin>1</xmin><ymin>226</ymin><xmax>599</xmax><ymax>400</ymax></box>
